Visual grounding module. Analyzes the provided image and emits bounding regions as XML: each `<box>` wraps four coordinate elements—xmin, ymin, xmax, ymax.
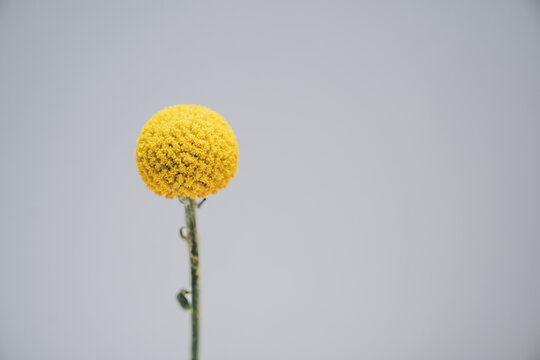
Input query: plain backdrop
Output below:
<box><xmin>1</xmin><ymin>1</ymin><xmax>540</xmax><ymax>359</ymax></box>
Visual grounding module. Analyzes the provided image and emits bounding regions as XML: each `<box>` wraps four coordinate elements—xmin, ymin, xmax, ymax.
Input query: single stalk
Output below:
<box><xmin>182</xmin><ymin>197</ymin><xmax>200</xmax><ymax>360</ymax></box>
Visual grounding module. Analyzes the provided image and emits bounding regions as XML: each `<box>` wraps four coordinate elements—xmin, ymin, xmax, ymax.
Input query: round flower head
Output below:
<box><xmin>136</xmin><ymin>105</ymin><xmax>238</xmax><ymax>199</ymax></box>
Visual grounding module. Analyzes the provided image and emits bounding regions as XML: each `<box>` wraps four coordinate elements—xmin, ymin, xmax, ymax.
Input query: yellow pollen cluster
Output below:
<box><xmin>135</xmin><ymin>105</ymin><xmax>238</xmax><ymax>199</ymax></box>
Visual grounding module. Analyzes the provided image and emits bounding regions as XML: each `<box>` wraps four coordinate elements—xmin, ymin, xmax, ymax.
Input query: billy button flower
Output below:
<box><xmin>135</xmin><ymin>105</ymin><xmax>238</xmax><ymax>360</ymax></box>
<box><xmin>135</xmin><ymin>104</ymin><xmax>238</xmax><ymax>199</ymax></box>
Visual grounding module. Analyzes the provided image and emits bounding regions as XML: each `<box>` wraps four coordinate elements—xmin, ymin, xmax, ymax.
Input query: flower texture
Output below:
<box><xmin>136</xmin><ymin>105</ymin><xmax>238</xmax><ymax>199</ymax></box>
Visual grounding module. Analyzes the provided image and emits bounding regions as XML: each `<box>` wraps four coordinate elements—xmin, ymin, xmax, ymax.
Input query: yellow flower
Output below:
<box><xmin>135</xmin><ymin>105</ymin><xmax>238</xmax><ymax>199</ymax></box>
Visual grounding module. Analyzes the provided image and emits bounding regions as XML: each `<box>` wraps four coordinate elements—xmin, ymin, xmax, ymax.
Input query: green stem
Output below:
<box><xmin>181</xmin><ymin>197</ymin><xmax>200</xmax><ymax>360</ymax></box>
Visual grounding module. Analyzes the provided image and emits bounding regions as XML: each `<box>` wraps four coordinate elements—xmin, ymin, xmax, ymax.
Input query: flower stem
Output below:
<box><xmin>181</xmin><ymin>197</ymin><xmax>200</xmax><ymax>360</ymax></box>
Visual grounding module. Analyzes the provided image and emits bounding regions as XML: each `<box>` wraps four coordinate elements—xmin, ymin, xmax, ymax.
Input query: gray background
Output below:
<box><xmin>1</xmin><ymin>1</ymin><xmax>540</xmax><ymax>359</ymax></box>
